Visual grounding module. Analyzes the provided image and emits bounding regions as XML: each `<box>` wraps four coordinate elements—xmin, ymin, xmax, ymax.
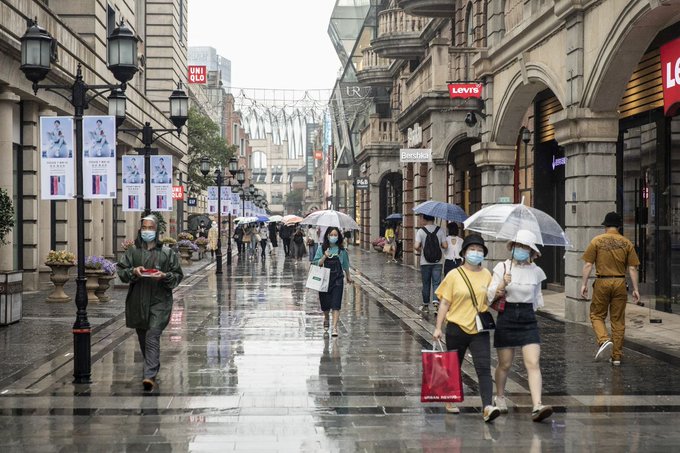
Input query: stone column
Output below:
<box><xmin>402</xmin><ymin>163</ymin><xmax>415</xmax><ymax>266</ymax></box>
<box><xmin>471</xmin><ymin>142</ymin><xmax>515</xmax><ymax>268</ymax></box>
<box><xmin>22</xmin><ymin>101</ymin><xmax>43</xmax><ymax>291</ymax></box>
<box><xmin>0</xmin><ymin>91</ymin><xmax>20</xmax><ymax>271</ymax></box>
<box><xmin>430</xmin><ymin>161</ymin><xmax>448</xmax><ymax>204</ymax></box>
<box><xmin>553</xmin><ymin>108</ymin><xmax>619</xmax><ymax>322</ymax></box>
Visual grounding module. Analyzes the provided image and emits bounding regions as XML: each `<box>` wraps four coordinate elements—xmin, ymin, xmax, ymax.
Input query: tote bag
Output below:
<box><xmin>421</xmin><ymin>341</ymin><xmax>464</xmax><ymax>403</ymax></box>
<box><xmin>306</xmin><ymin>265</ymin><xmax>330</xmax><ymax>292</ymax></box>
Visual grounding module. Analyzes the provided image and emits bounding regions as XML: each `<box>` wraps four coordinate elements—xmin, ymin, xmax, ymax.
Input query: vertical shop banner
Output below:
<box><xmin>40</xmin><ymin>116</ymin><xmax>75</xmax><ymax>200</ymax></box>
<box><xmin>122</xmin><ymin>156</ymin><xmax>145</xmax><ymax>211</ymax></box>
<box><xmin>207</xmin><ymin>186</ymin><xmax>218</xmax><ymax>214</ymax></box>
<box><xmin>83</xmin><ymin>115</ymin><xmax>116</xmax><ymax>199</ymax></box>
<box><xmin>231</xmin><ymin>192</ymin><xmax>240</xmax><ymax>216</ymax></box>
<box><xmin>221</xmin><ymin>187</ymin><xmax>232</xmax><ymax>216</ymax></box>
<box><xmin>150</xmin><ymin>155</ymin><xmax>173</xmax><ymax>211</ymax></box>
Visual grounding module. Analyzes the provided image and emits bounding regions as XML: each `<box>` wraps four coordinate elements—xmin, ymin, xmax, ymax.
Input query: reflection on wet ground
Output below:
<box><xmin>1</xmin><ymin>249</ymin><xmax>680</xmax><ymax>452</ymax></box>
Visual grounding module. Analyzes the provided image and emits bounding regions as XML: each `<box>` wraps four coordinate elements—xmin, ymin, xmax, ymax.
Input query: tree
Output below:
<box><xmin>0</xmin><ymin>188</ymin><xmax>14</xmax><ymax>245</ymax></box>
<box><xmin>284</xmin><ymin>189</ymin><xmax>304</xmax><ymax>215</ymax></box>
<box><xmin>186</xmin><ymin>107</ymin><xmax>237</xmax><ymax>194</ymax></box>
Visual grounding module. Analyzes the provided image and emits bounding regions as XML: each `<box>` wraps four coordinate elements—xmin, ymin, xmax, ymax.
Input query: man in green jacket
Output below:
<box><xmin>118</xmin><ymin>215</ymin><xmax>183</xmax><ymax>391</ymax></box>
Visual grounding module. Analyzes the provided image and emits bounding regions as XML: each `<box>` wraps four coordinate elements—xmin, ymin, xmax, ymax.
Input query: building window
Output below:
<box><xmin>179</xmin><ymin>0</ymin><xmax>185</xmax><ymax>45</ymax></box>
<box><xmin>271</xmin><ymin>192</ymin><xmax>284</xmax><ymax>204</ymax></box>
<box><xmin>240</xmin><ymin>138</ymin><xmax>245</xmax><ymax>157</ymax></box>
<box><xmin>466</xmin><ymin>3</ymin><xmax>474</xmax><ymax>47</ymax></box>
<box><xmin>271</xmin><ymin>165</ymin><xmax>284</xmax><ymax>183</ymax></box>
<box><xmin>251</xmin><ymin>151</ymin><xmax>267</xmax><ymax>183</ymax></box>
<box><xmin>232</xmin><ymin>124</ymin><xmax>239</xmax><ymax>146</ymax></box>
<box><xmin>107</xmin><ymin>5</ymin><xmax>116</xmax><ymax>38</ymax></box>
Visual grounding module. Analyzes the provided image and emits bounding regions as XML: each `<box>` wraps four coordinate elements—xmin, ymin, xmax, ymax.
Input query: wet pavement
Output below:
<box><xmin>1</xmin><ymin>247</ymin><xmax>680</xmax><ymax>451</ymax></box>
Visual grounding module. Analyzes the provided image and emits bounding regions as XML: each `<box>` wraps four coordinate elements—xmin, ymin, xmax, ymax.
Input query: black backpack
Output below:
<box><xmin>422</xmin><ymin>226</ymin><xmax>442</xmax><ymax>263</ymax></box>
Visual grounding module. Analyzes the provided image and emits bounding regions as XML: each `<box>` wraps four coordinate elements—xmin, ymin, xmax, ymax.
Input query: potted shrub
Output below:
<box><xmin>161</xmin><ymin>237</ymin><xmax>177</xmax><ymax>251</ymax></box>
<box><xmin>95</xmin><ymin>258</ymin><xmax>117</xmax><ymax>303</ymax></box>
<box><xmin>177</xmin><ymin>232</ymin><xmax>194</xmax><ymax>241</ymax></box>
<box><xmin>45</xmin><ymin>250</ymin><xmax>76</xmax><ymax>303</ymax></box>
<box><xmin>0</xmin><ymin>188</ymin><xmax>21</xmax><ymax>325</ymax></box>
<box><xmin>84</xmin><ymin>256</ymin><xmax>109</xmax><ymax>303</ymax></box>
<box><xmin>177</xmin><ymin>239</ymin><xmax>198</xmax><ymax>265</ymax></box>
<box><xmin>195</xmin><ymin>236</ymin><xmax>209</xmax><ymax>258</ymax></box>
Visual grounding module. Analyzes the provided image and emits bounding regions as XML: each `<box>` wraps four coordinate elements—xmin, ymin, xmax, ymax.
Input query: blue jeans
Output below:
<box><xmin>308</xmin><ymin>243</ymin><xmax>317</xmax><ymax>261</ymax></box>
<box><xmin>420</xmin><ymin>263</ymin><xmax>442</xmax><ymax>305</ymax></box>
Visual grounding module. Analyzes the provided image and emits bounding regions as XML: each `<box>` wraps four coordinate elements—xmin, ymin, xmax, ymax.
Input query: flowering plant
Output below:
<box><xmin>371</xmin><ymin>237</ymin><xmax>386</xmax><ymax>247</ymax></box>
<box><xmin>177</xmin><ymin>232</ymin><xmax>194</xmax><ymax>241</ymax></box>
<box><xmin>85</xmin><ymin>256</ymin><xmax>117</xmax><ymax>275</ymax></box>
<box><xmin>46</xmin><ymin>250</ymin><xmax>76</xmax><ymax>265</ymax></box>
<box><xmin>177</xmin><ymin>239</ymin><xmax>198</xmax><ymax>252</ymax></box>
<box><xmin>195</xmin><ymin>237</ymin><xmax>209</xmax><ymax>246</ymax></box>
<box><xmin>161</xmin><ymin>237</ymin><xmax>177</xmax><ymax>245</ymax></box>
<box><xmin>121</xmin><ymin>239</ymin><xmax>135</xmax><ymax>251</ymax></box>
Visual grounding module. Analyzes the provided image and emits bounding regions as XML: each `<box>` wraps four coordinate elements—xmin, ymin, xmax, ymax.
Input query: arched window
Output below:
<box><xmin>466</xmin><ymin>3</ymin><xmax>474</xmax><ymax>47</ymax></box>
<box><xmin>251</xmin><ymin>151</ymin><xmax>267</xmax><ymax>183</ymax></box>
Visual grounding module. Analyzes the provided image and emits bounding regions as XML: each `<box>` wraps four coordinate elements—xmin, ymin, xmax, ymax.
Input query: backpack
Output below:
<box><xmin>422</xmin><ymin>226</ymin><xmax>442</xmax><ymax>263</ymax></box>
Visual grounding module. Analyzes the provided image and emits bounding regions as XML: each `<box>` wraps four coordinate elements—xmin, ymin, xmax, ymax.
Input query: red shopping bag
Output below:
<box><xmin>421</xmin><ymin>341</ymin><xmax>464</xmax><ymax>403</ymax></box>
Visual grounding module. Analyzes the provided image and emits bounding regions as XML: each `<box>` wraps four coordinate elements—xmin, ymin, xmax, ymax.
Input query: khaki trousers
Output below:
<box><xmin>589</xmin><ymin>279</ymin><xmax>627</xmax><ymax>360</ymax></box>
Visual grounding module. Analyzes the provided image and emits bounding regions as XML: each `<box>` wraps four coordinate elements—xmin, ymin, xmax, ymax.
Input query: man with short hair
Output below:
<box><xmin>414</xmin><ymin>214</ymin><xmax>448</xmax><ymax>312</ymax></box>
<box><xmin>118</xmin><ymin>215</ymin><xmax>184</xmax><ymax>391</ymax></box>
<box><xmin>580</xmin><ymin>211</ymin><xmax>640</xmax><ymax>366</ymax></box>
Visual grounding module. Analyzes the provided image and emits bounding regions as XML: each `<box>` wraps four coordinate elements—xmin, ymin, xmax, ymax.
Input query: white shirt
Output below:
<box><xmin>306</xmin><ymin>228</ymin><xmax>318</xmax><ymax>243</ymax></box>
<box><xmin>414</xmin><ymin>224</ymin><xmax>446</xmax><ymax>265</ymax></box>
<box><xmin>487</xmin><ymin>259</ymin><xmax>547</xmax><ymax>311</ymax></box>
<box><xmin>443</xmin><ymin>236</ymin><xmax>463</xmax><ymax>261</ymax></box>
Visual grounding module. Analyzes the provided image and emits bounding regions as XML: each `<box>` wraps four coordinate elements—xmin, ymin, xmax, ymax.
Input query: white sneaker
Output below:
<box><xmin>483</xmin><ymin>405</ymin><xmax>501</xmax><ymax>423</ymax></box>
<box><xmin>595</xmin><ymin>340</ymin><xmax>613</xmax><ymax>361</ymax></box>
<box><xmin>419</xmin><ymin>304</ymin><xmax>429</xmax><ymax>312</ymax></box>
<box><xmin>609</xmin><ymin>358</ymin><xmax>621</xmax><ymax>366</ymax></box>
<box><xmin>494</xmin><ymin>396</ymin><xmax>508</xmax><ymax>414</ymax></box>
<box><xmin>445</xmin><ymin>403</ymin><xmax>460</xmax><ymax>414</ymax></box>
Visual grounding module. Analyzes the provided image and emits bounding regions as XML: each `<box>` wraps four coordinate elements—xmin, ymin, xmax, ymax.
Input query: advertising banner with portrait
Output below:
<box><xmin>231</xmin><ymin>192</ymin><xmax>240</xmax><ymax>216</ymax></box>
<box><xmin>207</xmin><ymin>186</ymin><xmax>218</xmax><ymax>214</ymax></box>
<box><xmin>122</xmin><ymin>155</ymin><xmax>144</xmax><ymax>211</ymax></box>
<box><xmin>150</xmin><ymin>155</ymin><xmax>173</xmax><ymax>211</ymax></box>
<box><xmin>40</xmin><ymin>116</ymin><xmax>75</xmax><ymax>200</ymax></box>
<box><xmin>83</xmin><ymin>115</ymin><xmax>116</xmax><ymax>199</ymax></box>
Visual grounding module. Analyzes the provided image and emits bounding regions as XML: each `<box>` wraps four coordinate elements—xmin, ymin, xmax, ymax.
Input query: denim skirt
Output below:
<box><xmin>493</xmin><ymin>303</ymin><xmax>540</xmax><ymax>348</ymax></box>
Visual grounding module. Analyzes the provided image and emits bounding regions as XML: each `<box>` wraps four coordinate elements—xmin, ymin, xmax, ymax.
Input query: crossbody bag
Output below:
<box><xmin>457</xmin><ymin>267</ymin><xmax>496</xmax><ymax>332</ymax></box>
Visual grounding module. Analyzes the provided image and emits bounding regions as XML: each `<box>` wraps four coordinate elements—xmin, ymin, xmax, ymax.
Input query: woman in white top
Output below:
<box><xmin>486</xmin><ymin>229</ymin><xmax>553</xmax><ymax>423</ymax></box>
<box><xmin>443</xmin><ymin>223</ymin><xmax>463</xmax><ymax>275</ymax></box>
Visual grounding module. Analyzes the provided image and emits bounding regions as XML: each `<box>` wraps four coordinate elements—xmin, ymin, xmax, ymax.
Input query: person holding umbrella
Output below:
<box><xmin>487</xmin><ymin>229</ymin><xmax>553</xmax><ymax>422</ymax></box>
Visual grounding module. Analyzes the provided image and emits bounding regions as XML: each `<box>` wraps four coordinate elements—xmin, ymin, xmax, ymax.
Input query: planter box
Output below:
<box><xmin>0</xmin><ymin>271</ymin><xmax>22</xmax><ymax>325</ymax></box>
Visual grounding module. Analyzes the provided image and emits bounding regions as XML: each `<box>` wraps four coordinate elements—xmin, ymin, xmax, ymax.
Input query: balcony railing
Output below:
<box><xmin>360</xmin><ymin>116</ymin><xmax>400</xmax><ymax>151</ymax></box>
<box><xmin>356</xmin><ymin>47</ymin><xmax>392</xmax><ymax>86</ymax></box>
<box><xmin>371</xmin><ymin>8</ymin><xmax>428</xmax><ymax>59</ymax></box>
<box><xmin>397</xmin><ymin>0</ymin><xmax>455</xmax><ymax>17</ymax></box>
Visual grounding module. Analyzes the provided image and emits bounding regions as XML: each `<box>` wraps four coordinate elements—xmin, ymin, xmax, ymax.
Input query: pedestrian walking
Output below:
<box><xmin>280</xmin><ymin>224</ymin><xmax>292</xmax><ymax>256</ymax></box>
<box><xmin>580</xmin><ymin>212</ymin><xmax>640</xmax><ymax>366</ymax></box>
<box><xmin>207</xmin><ymin>220</ymin><xmax>218</xmax><ymax>260</ymax></box>
<box><xmin>117</xmin><ymin>214</ymin><xmax>184</xmax><ymax>392</ymax></box>
<box><xmin>233</xmin><ymin>225</ymin><xmax>244</xmax><ymax>256</ymax></box>
<box><xmin>414</xmin><ymin>214</ymin><xmax>448</xmax><ymax>312</ymax></box>
<box><xmin>487</xmin><ymin>229</ymin><xmax>553</xmax><ymax>422</ymax></box>
<box><xmin>259</xmin><ymin>223</ymin><xmax>269</xmax><ymax>259</ymax></box>
<box><xmin>268</xmin><ymin>221</ymin><xmax>279</xmax><ymax>251</ymax></box>
<box><xmin>384</xmin><ymin>222</ymin><xmax>398</xmax><ymax>263</ymax></box>
<box><xmin>307</xmin><ymin>225</ymin><xmax>319</xmax><ymax>261</ymax></box>
<box><xmin>291</xmin><ymin>226</ymin><xmax>306</xmax><ymax>263</ymax></box>
<box><xmin>312</xmin><ymin>227</ymin><xmax>353</xmax><ymax>337</ymax></box>
<box><xmin>432</xmin><ymin>234</ymin><xmax>500</xmax><ymax>422</ymax></box>
<box><xmin>443</xmin><ymin>222</ymin><xmax>463</xmax><ymax>275</ymax></box>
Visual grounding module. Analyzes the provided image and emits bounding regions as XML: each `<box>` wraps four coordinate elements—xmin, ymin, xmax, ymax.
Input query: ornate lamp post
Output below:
<box><xmin>20</xmin><ymin>18</ymin><xmax>138</xmax><ymax>383</ymax></box>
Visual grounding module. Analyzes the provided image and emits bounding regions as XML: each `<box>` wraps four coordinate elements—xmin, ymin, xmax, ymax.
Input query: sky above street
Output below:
<box><xmin>188</xmin><ymin>0</ymin><xmax>340</xmax><ymax>91</ymax></box>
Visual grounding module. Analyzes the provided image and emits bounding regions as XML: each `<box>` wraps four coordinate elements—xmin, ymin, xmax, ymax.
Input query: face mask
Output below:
<box><xmin>141</xmin><ymin>231</ymin><xmax>156</xmax><ymax>243</ymax></box>
<box><xmin>465</xmin><ymin>250</ymin><xmax>484</xmax><ymax>265</ymax></box>
<box><xmin>512</xmin><ymin>248</ymin><xmax>531</xmax><ymax>262</ymax></box>
<box><xmin>329</xmin><ymin>236</ymin><xmax>338</xmax><ymax>244</ymax></box>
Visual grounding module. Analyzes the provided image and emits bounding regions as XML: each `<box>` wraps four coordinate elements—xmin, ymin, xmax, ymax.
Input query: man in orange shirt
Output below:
<box><xmin>580</xmin><ymin>212</ymin><xmax>640</xmax><ymax>366</ymax></box>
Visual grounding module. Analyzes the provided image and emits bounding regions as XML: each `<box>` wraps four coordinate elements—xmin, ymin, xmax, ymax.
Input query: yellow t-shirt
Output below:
<box><xmin>435</xmin><ymin>267</ymin><xmax>492</xmax><ymax>334</ymax></box>
<box><xmin>385</xmin><ymin>228</ymin><xmax>395</xmax><ymax>241</ymax></box>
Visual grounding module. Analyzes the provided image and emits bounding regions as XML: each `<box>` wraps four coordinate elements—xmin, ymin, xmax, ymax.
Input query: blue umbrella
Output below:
<box><xmin>385</xmin><ymin>213</ymin><xmax>402</xmax><ymax>221</ymax></box>
<box><xmin>256</xmin><ymin>215</ymin><xmax>270</xmax><ymax>223</ymax></box>
<box><xmin>413</xmin><ymin>201</ymin><xmax>468</xmax><ymax>222</ymax></box>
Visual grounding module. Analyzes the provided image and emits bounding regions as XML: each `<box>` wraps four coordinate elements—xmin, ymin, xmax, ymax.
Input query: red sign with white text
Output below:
<box><xmin>172</xmin><ymin>186</ymin><xmax>184</xmax><ymax>200</ymax></box>
<box><xmin>188</xmin><ymin>66</ymin><xmax>207</xmax><ymax>84</ymax></box>
<box><xmin>448</xmin><ymin>83</ymin><xmax>483</xmax><ymax>99</ymax></box>
<box><xmin>661</xmin><ymin>38</ymin><xmax>680</xmax><ymax>116</ymax></box>
<box><xmin>314</xmin><ymin>150</ymin><xmax>323</xmax><ymax>160</ymax></box>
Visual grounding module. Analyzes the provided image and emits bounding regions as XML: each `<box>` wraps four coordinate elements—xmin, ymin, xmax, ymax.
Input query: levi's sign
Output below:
<box><xmin>448</xmin><ymin>83</ymin><xmax>482</xmax><ymax>99</ymax></box>
<box><xmin>661</xmin><ymin>37</ymin><xmax>680</xmax><ymax>116</ymax></box>
<box><xmin>400</xmin><ymin>149</ymin><xmax>432</xmax><ymax>163</ymax></box>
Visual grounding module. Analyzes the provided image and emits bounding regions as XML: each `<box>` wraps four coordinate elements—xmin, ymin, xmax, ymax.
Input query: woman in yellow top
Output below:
<box><xmin>384</xmin><ymin>222</ymin><xmax>398</xmax><ymax>263</ymax></box>
<box><xmin>433</xmin><ymin>234</ymin><xmax>501</xmax><ymax>423</ymax></box>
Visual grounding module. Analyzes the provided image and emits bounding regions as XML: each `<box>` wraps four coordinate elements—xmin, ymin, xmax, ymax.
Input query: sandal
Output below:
<box><xmin>331</xmin><ymin>328</ymin><xmax>339</xmax><ymax>337</ymax></box>
<box><xmin>323</xmin><ymin>318</ymin><xmax>329</xmax><ymax>332</ymax></box>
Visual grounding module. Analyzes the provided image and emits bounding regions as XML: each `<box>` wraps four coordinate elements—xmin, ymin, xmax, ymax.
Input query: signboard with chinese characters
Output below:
<box><xmin>448</xmin><ymin>83</ymin><xmax>483</xmax><ymax>99</ymax></box>
<box><xmin>150</xmin><ymin>155</ymin><xmax>173</xmax><ymax>211</ymax></box>
<box><xmin>207</xmin><ymin>186</ymin><xmax>218</xmax><ymax>214</ymax></box>
<box><xmin>400</xmin><ymin>148</ymin><xmax>432</xmax><ymax>163</ymax></box>
<box><xmin>188</xmin><ymin>65</ymin><xmax>207</xmax><ymax>84</ymax></box>
<box><xmin>40</xmin><ymin>116</ymin><xmax>75</xmax><ymax>200</ymax></box>
<box><xmin>122</xmin><ymin>155</ymin><xmax>144</xmax><ymax>211</ymax></box>
<box><xmin>82</xmin><ymin>115</ymin><xmax>116</xmax><ymax>199</ymax></box>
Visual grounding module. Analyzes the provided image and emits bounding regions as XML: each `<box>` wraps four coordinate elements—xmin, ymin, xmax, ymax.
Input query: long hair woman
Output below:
<box><xmin>312</xmin><ymin>227</ymin><xmax>353</xmax><ymax>337</ymax></box>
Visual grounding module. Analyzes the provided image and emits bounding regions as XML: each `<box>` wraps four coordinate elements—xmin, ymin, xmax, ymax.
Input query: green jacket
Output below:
<box><xmin>118</xmin><ymin>241</ymin><xmax>184</xmax><ymax>330</ymax></box>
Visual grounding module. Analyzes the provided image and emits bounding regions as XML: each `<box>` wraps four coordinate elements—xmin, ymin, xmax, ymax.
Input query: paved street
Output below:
<box><xmin>2</xmin><ymin>247</ymin><xmax>680</xmax><ymax>452</ymax></box>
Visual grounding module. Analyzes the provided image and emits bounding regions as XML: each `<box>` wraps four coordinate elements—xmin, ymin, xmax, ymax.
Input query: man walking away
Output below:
<box><xmin>280</xmin><ymin>224</ymin><xmax>292</xmax><ymax>256</ymax></box>
<box><xmin>117</xmin><ymin>215</ymin><xmax>183</xmax><ymax>391</ymax></box>
<box><xmin>268</xmin><ymin>221</ymin><xmax>279</xmax><ymax>252</ymax></box>
<box><xmin>580</xmin><ymin>211</ymin><xmax>640</xmax><ymax>366</ymax></box>
<box><xmin>414</xmin><ymin>214</ymin><xmax>448</xmax><ymax>312</ymax></box>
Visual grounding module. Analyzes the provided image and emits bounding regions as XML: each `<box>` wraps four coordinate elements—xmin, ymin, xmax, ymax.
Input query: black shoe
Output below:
<box><xmin>142</xmin><ymin>378</ymin><xmax>155</xmax><ymax>391</ymax></box>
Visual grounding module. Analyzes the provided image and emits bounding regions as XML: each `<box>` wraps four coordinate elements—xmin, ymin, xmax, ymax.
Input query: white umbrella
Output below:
<box><xmin>269</xmin><ymin>215</ymin><xmax>283</xmax><ymax>222</ymax></box>
<box><xmin>464</xmin><ymin>202</ymin><xmax>571</xmax><ymax>247</ymax></box>
<box><xmin>301</xmin><ymin>209</ymin><xmax>360</xmax><ymax>230</ymax></box>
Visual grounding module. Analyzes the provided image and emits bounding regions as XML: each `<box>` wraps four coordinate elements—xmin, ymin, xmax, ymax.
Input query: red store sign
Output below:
<box><xmin>661</xmin><ymin>38</ymin><xmax>680</xmax><ymax>116</ymax></box>
<box><xmin>448</xmin><ymin>83</ymin><xmax>483</xmax><ymax>99</ymax></box>
<box><xmin>188</xmin><ymin>65</ymin><xmax>207</xmax><ymax>84</ymax></box>
<box><xmin>172</xmin><ymin>186</ymin><xmax>184</xmax><ymax>200</ymax></box>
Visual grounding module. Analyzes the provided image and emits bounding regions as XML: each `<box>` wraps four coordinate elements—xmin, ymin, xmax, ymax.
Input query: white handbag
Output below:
<box><xmin>306</xmin><ymin>265</ymin><xmax>330</xmax><ymax>292</ymax></box>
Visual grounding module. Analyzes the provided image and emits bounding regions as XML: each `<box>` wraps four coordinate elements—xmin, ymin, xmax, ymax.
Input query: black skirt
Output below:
<box><xmin>494</xmin><ymin>303</ymin><xmax>540</xmax><ymax>348</ymax></box>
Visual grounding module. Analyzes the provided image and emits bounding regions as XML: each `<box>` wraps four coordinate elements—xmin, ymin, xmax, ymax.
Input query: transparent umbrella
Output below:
<box><xmin>463</xmin><ymin>203</ymin><xmax>571</xmax><ymax>247</ymax></box>
<box><xmin>301</xmin><ymin>209</ymin><xmax>360</xmax><ymax>230</ymax></box>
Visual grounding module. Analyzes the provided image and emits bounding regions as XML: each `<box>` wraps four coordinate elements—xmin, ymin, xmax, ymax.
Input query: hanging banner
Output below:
<box><xmin>231</xmin><ymin>192</ymin><xmax>240</xmax><ymax>216</ymax></box>
<box><xmin>207</xmin><ymin>186</ymin><xmax>218</xmax><ymax>214</ymax></box>
<box><xmin>40</xmin><ymin>116</ymin><xmax>75</xmax><ymax>200</ymax></box>
<box><xmin>221</xmin><ymin>187</ymin><xmax>232</xmax><ymax>216</ymax></box>
<box><xmin>82</xmin><ymin>115</ymin><xmax>116</xmax><ymax>199</ymax></box>
<box><xmin>150</xmin><ymin>155</ymin><xmax>173</xmax><ymax>211</ymax></box>
<box><xmin>122</xmin><ymin>156</ymin><xmax>144</xmax><ymax>211</ymax></box>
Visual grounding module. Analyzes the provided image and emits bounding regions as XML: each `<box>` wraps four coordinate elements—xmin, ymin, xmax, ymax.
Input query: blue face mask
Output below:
<box><xmin>329</xmin><ymin>236</ymin><xmax>338</xmax><ymax>244</ymax></box>
<box><xmin>141</xmin><ymin>231</ymin><xmax>156</xmax><ymax>243</ymax></box>
<box><xmin>465</xmin><ymin>250</ymin><xmax>484</xmax><ymax>265</ymax></box>
<box><xmin>512</xmin><ymin>248</ymin><xmax>531</xmax><ymax>262</ymax></box>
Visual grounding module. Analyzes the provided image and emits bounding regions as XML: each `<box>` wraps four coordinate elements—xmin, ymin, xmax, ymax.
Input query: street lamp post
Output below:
<box><xmin>202</xmin><ymin>157</ymin><xmax>239</xmax><ymax>270</ymax></box>
<box><xmin>20</xmin><ymin>18</ymin><xmax>138</xmax><ymax>383</ymax></box>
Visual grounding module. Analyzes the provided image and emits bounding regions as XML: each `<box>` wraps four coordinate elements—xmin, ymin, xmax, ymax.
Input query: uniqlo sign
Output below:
<box><xmin>172</xmin><ymin>186</ymin><xmax>184</xmax><ymax>200</ymax></box>
<box><xmin>188</xmin><ymin>66</ymin><xmax>207</xmax><ymax>84</ymax></box>
<box><xmin>661</xmin><ymin>38</ymin><xmax>680</xmax><ymax>116</ymax></box>
<box><xmin>448</xmin><ymin>83</ymin><xmax>483</xmax><ymax>99</ymax></box>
